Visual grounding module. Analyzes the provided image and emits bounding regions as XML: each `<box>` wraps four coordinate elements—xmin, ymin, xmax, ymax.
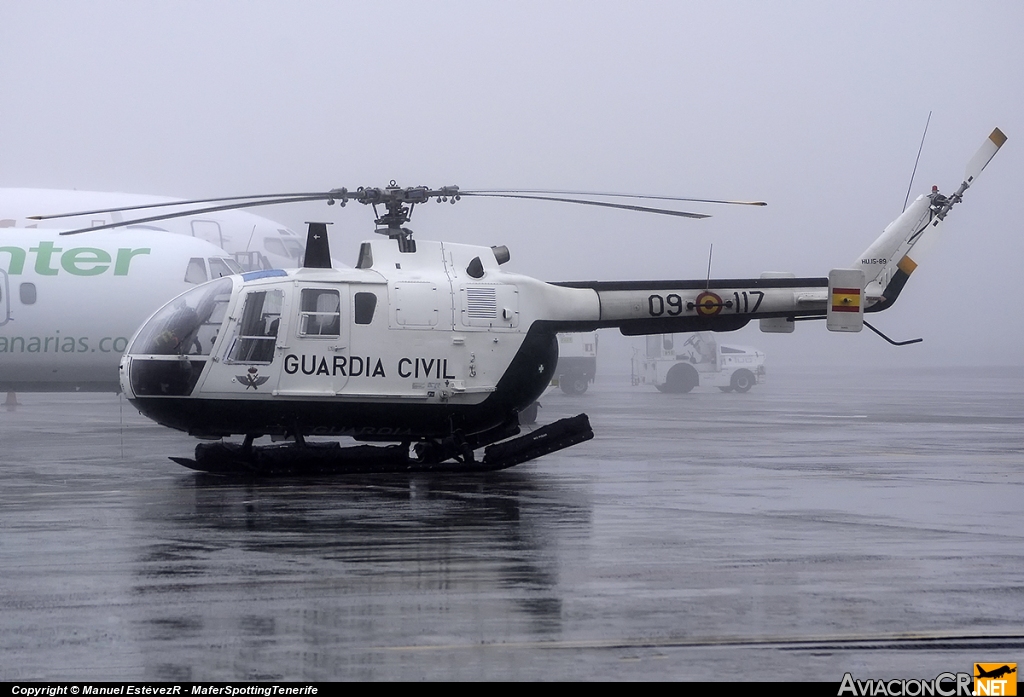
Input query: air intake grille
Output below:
<box><xmin>466</xmin><ymin>287</ymin><xmax>497</xmax><ymax>319</ymax></box>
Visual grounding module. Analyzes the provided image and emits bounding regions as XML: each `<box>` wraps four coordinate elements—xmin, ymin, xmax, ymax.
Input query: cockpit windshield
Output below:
<box><xmin>129</xmin><ymin>277</ymin><xmax>234</xmax><ymax>356</ymax></box>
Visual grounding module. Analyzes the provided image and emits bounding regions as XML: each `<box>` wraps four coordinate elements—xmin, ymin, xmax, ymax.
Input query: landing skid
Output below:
<box><xmin>170</xmin><ymin>414</ymin><xmax>594</xmax><ymax>475</ymax></box>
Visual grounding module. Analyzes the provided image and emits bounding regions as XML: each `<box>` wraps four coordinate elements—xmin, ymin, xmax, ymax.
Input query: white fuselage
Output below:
<box><xmin>0</xmin><ymin>188</ymin><xmax>307</xmax><ymax>271</ymax></box>
<box><xmin>0</xmin><ymin>228</ymin><xmax>240</xmax><ymax>390</ymax></box>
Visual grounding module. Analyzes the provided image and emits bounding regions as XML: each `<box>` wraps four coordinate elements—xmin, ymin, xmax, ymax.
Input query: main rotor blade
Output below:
<box><xmin>462</xmin><ymin>189</ymin><xmax>766</xmax><ymax>207</ymax></box>
<box><xmin>457</xmin><ymin>192</ymin><xmax>711</xmax><ymax>219</ymax></box>
<box><xmin>30</xmin><ymin>192</ymin><xmax>327</xmax><ymax>221</ymax></box>
<box><xmin>58</xmin><ymin>193</ymin><xmax>334</xmax><ymax>235</ymax></box>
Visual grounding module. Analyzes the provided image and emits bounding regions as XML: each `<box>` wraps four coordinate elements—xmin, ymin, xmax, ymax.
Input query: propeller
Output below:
<box><xmin>965</xmin><ymin>127</ymin><xmax>1007</xmax><ymax>184</ymax></box>
<box><xmin>455</xmin><ymin>192</ymin><xmax>711</xmax><ymax>219</ymax></box>
<box><xmin>26</xmin><ymin>192</ymin><xmax>328</xmax><ymax>222</ymax></box>
<box><xmin>459</xmin><ymin>189</ymin><xmax>767</xmax><ymax>206</ymax></box>
<box><xmin>931</xmin><ymin>128</ymin><xmax>1007</xmax><ymax>220</ymax></box>
<box><xmin>54</xmin><ymin>184</ymin><xmax>766</xmax><ymax>236</ymax></box>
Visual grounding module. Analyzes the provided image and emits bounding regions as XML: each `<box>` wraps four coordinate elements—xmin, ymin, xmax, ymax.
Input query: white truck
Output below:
<box><xmin>631</xmin><ymin>332</ymin><xmax>766</xmax><ymax>393</ymax></box>
<box><xmin>553</xmin><ymin>331</ymin><xmax>598</xmax><ymax>395</ymax></box>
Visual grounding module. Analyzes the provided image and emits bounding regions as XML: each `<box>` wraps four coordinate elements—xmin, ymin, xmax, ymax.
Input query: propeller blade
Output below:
<box><xmin>28</xmin><ymin>192</ymin><xmax>327</xmax><ymax>221</ymax></box>
<box><xmin>964</xmin><ymin>128</ymin><xmax>1007</xmax><ymax>184</ymax></box>
<box><xmin>56</xmin><ymin>183</ymin><xmax>735</xmax><ymax>235</ymax></box>
<box><xmin>457</xmin><ymin>192</ymin><xmax>711</xmax><ymax>219</ymax></box>
<box><xmin>462</xmin><ymin>189</ymin><xmax>766</xmax><ymax>207</ymax></box>
<box><xmin>58</xmin><ymin>193</ymin><xmax>333</xmax><ymax>235</ymax></box>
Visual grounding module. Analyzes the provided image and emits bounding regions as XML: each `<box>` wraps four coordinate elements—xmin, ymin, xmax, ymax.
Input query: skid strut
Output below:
<box><xmin>171</xmin><ymin>414</ymin><xmax>594</xmax><ymax>475</ymax></box>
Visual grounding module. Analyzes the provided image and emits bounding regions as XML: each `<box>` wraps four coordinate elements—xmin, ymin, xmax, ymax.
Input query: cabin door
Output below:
<box><xmin>275</xmin><ymin>286</ymin><xmax>351</xmax><ymax>396</ymax></box>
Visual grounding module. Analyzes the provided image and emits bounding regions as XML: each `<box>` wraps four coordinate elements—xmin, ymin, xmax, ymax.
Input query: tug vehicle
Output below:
<box><xmin>554</xmin><ymin>332</ymin><xmax>598</xmax><ymax>395</ymax></box>
<box><xmin>631</xmin><ymin>332</ymin><xmax>765</xmax><ymax>393</ymax></box>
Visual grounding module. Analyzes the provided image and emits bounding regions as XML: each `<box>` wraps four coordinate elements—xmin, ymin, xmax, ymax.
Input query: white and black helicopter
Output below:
<box><xmin>58</xmin><ymin>128</ymin><xmax>1005</xmax><ymax>474</ymax></box>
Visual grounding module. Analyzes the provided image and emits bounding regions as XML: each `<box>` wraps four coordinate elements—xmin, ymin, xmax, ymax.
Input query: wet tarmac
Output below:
<box><xmin>1</xmin><ymin>365</ymin><xmax>1022</xmax><ymax>681</ymax></box>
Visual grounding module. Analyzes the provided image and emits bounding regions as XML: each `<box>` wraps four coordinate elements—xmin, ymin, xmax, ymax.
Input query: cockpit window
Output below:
<box><xmin>129</xmin><ymin>277</ymin><xmax>233</xmax><ymax>356</ymax></box>
<box><xmin>209</xmin><ymin>257</ymin><xmax>240</xmax><ymax>278</ymax></box>
<box><xmin>267</xmin><ymin>233</ymin><xmax>305</xmax><ymax>262</ymax></box>
<box><xmin>225</xmin><ymin>289</ymin><xmax>283</xmax><ymax>363</ymax></box>
<box><xmin>185</xmin><ymin>257</ymin><xmax>208</xmax><ymax>284</ymax></box>
<box><xmin>264</xmin><ymin>238</ymin><xmax>287</xmax><ymax>257</ymax></box>
<box><xmin>282</xmin><ymin>238</ymin><xmax>304</xmax><ymax>260</ymax></box>
<box><xmin>298</xmin><ymin>289</ymin><xmax>340</xmax><ymax>337</ymax></box>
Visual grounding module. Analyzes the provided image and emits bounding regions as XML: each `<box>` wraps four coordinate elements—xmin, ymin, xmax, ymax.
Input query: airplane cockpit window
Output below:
<box><xmin>226</xmin><ymin>289</ymin><xmax>283</xmax><ymax>363</ymax></box>
<box><xmin>185</xmin><ymin>257</ymin><xmax>208</xmax><ymax>284</ymax></box>
<box><xmin>283</xmin><ymin>238</ymin><xmax>304</xmax><ymax>263</ymax></box>
<box><xmin>298</xmin><ymin>289</ymin><xmax>340</xmax><ymax>337</ymax></box>
<box><xmin>20</xmin><ymin>282</ymin><xmax>36</xmax><ymax>305</ymax></box>
<box><xmin>354</xmin><ymin>292</ymin><xmax>377</xmax><ymax>325</ymax></box>
<box><xmin>264</xmin><ymin>238</ymin><xmax>287</xmax><ymax>257</ymax></box>
<box><xmin>209</xmin><ymin>257</ymin><xmax>241</xmax><ymax>278</ymax></box>
<box><xmin>129</xmin><ymin>277</ymin><xmax>233</xmax><ymax>357</ymax></box>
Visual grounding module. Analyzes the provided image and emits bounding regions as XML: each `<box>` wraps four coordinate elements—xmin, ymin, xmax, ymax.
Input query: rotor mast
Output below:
<box><xmin>326</xmin><ymin>182</ymin><xmax>462</xmax><ymax>252</ymax></box>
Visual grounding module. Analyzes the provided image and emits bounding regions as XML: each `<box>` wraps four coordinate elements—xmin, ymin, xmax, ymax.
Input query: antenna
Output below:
<box><xmin>705</xmin><ymin>243</ymin><xmax>714</xmax><ymax>290</ymax></box>
<box><xmin>903</xmin><ymin>111</ymin><xmax>932</xmax><ymax>212</ymax></box>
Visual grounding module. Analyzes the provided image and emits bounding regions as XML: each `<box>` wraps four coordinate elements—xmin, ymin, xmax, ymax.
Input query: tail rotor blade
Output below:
<box><xmin>965</xmin><ymin>128</ymin><xmax>1007</xmax><ymax>184</ymax></box>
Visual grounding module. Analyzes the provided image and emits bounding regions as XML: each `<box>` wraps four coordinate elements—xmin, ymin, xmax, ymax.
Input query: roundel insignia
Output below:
<box><xmin>695</xmin><ymin>291</ymin><xmax>723</xmax><ymax>317</ymax></box>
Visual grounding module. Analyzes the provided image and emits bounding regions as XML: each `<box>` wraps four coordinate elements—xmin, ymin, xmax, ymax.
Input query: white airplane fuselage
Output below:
<box><xmin>0</xmin><ymin>228</ymin><xmax>239</xmax><ymax>391</ymax></box>
<box><xmin>0</xmin><ymin>188</ymin><xmax>306</xmax><ymax>271</ymax></box>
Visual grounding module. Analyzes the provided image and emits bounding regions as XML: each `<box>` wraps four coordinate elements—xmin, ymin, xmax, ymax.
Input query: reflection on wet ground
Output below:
<box><xmin>2</xmin><ymin>366</ymin><xmax>1022</xmax><ymax>680</ymax></box>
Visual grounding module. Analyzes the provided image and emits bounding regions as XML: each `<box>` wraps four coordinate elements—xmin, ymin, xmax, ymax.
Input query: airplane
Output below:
<box><xmin>0</xmin><ymin>228</ymin><xmax>243</xmax><ymax>392</ymax></box>
<box><xmin>0</xmin><ymin>188</ymin><xmax>307</xmax><ymax>271</ymax></box>
<box><xmin>975</xmin><ymin>665</ymin><xmax>1016</xmax><ymax>680</ymax></box>
<box><xmin>59</xmin><ymin>128</ymin><xmax>1003</xmax><ymax>474</ymax></box>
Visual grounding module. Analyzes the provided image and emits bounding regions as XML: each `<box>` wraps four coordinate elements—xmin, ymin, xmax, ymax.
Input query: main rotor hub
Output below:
<box><xmin>328</xmin><ymin>182</ymin><xmax>462</xmax><ymax>243</ymax></box>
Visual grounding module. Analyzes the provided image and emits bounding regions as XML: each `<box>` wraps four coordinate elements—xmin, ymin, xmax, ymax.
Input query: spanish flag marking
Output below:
<box><xmin>831</xmin><ymin>287</ymin><xmax>861</xmax><ymax>313</ymax></box>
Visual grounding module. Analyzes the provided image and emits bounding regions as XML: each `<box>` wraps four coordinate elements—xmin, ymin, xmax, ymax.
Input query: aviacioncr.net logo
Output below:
<box><xmin>838</xmin><ymin>672</ymin><xmax>973</xmax><ymax>696</ymax></box>
<box><xmin>974</xmin><ymin>664</ymin><xmax>1017</xmax><ymax>696</ymax></box>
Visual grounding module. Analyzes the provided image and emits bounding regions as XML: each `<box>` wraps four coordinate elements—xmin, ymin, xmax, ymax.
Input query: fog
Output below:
<box><xmin>1</xmin><ymin>1</ymin><xmax>1019</xmax><ymax>368</ymax></box>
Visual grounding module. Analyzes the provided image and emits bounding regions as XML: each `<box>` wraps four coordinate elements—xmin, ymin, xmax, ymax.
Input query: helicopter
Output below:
<box><xmin>59</xmin><ymin>128</ymin><xmax>1004</xmax><ymax>474</ymax></box>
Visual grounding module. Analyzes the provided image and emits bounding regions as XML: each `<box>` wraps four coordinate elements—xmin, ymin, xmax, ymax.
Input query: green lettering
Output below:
<box><xmin>26</xmin><ymin>337</ymin><xmax>41</xmax><ymax>352</ymax></box>
<box><xmin>61</xmin><ymin>337</ymin><xmax>77</xmax><ymax>352</ymax></box>
<box><xmin>114</xmin><ymin>247</ymin><xmax>150</xmax><ymax>276</ymax></box>
<box><xmin>61</xmin><ymin>248</ymin><xmax>111</xmax><ymax>276</ymax></box>
<box><xmin>0</xmin><ymin>336</ymin><xmax>7</xmax><ymax>352</ymax></box>
<box><xmin>30</xmin><ymin>242</ymin><xmax>61</xmax><ymax>276</ymax></box>
<box><xmin>0</xmin><ymin>246</ymin><xmax>26</xmax><ymax>274</ymax></box>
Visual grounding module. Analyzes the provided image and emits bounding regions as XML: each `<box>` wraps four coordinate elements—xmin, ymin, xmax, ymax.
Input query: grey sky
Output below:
<box><xmin>0</xmin><ymin>1</ymin><xmax>1019</xmax><ymax>367</ymax></box>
